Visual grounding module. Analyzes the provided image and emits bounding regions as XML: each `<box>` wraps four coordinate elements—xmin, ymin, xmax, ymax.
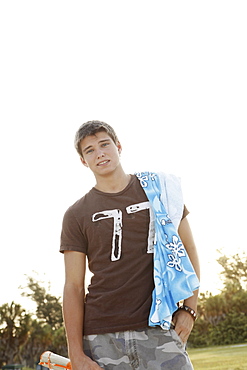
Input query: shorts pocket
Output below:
<box><xmin>169</xmin><ymin>328</ymin><xmax>186</xmax><ymax>350</ymax></box>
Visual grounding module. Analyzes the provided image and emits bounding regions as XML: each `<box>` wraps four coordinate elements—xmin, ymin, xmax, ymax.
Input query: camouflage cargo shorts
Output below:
<box><xmin>83</xmin><ymin>326</ymin><xmax>194</xmax><ymax>369</ymax></box>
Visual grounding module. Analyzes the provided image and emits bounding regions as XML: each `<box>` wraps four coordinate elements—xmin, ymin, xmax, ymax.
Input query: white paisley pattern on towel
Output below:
<box><xmin>136</xmin><ymin>172</ymin><xmax>200</xmax><ymax>330</ymax></box>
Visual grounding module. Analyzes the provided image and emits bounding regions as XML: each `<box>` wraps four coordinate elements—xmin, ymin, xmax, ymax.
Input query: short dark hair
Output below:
<box><xmin>74</xmin><ymin>120</ymin><xmax>119</xmax><ymax>157</ymax></box>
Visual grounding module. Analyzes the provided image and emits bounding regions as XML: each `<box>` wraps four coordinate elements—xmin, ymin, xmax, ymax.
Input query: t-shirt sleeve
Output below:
<box><xmin>60</xmin><ymin>207</ymin><xmax>88</xmax><ymax>254</ymax></box>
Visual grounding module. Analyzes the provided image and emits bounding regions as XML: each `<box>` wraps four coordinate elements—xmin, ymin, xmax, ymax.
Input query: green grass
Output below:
<box><xmin>188</xmin><ymin>344</ymin><xmax>247</xmax><ymax>370</ymax></box>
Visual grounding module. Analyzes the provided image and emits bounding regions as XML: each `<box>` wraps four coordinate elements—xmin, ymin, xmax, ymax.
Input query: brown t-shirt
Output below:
<box><xmin>60</xmin><ymin>175</ymin><xmax>188</xmax><ymax>335</ymax></box>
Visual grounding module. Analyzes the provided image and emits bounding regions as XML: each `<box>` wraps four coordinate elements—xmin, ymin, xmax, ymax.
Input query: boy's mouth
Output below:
<box><xmin>97</xmin><ymin>160</ymin><xmax>110</xmax><ymax>166</ymax></box>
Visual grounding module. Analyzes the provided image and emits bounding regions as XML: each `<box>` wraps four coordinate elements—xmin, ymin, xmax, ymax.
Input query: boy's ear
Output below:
<box><xmin>117</xmin><ymin>141</ymin><xmax>122</xmax><ymax>154</ymax></box>
<box><xmin>80</xmin><ymin>156</ymin><xmax>88</xmax><ymax>167</ymax></box>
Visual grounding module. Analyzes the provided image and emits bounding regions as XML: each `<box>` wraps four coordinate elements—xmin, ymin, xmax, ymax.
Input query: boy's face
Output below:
<box><xmin>79</xmin><ymin>131</ymin><xmax>122</xmax><ymax>177</ymax></box>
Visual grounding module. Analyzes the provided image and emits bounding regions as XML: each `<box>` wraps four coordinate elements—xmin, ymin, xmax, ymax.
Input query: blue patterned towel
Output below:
<box><xmin>136</xmin><ymin>172</ymin><xmax>200</xmax><ymax>330</ymax></box>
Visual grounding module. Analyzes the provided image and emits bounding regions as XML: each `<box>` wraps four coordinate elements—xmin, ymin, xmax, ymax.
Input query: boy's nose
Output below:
<box><xmin>97</xmin><ymin>149</ymin><xmax>105</xmax><ymax>158</ymax></box>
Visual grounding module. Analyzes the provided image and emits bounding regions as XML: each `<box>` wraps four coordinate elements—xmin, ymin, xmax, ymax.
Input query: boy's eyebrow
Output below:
<box><xmin>82</xmin><ymin>139</ymin><xmax>111</xmax><ymax>153</ymax></box>
<box><xmin>82</xmin><ymin>145</ymin><xmax>92</xmax><ymax>153</ymax></box>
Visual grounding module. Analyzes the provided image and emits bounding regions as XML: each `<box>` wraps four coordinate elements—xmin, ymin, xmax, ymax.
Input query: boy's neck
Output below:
<box><xmin>94</xmin><ymin>169</ymin><xmax>131</xmax><ymax>193</ymax></box>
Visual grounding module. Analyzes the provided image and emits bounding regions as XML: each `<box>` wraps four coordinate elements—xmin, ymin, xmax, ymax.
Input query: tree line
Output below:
<box><xmin>0</xmin><ymin>252</ymin><xmax>246</xmax><ymax>368</ymax></box>
<box><xmin>190</xmin><ymin>252</ymin><xmax>247</xmax><ymax>347</ymax></box>
<box><xmin>0</xmin><ymin>277</ymin><xmax>67</xmax><ymax>368</ymax></box>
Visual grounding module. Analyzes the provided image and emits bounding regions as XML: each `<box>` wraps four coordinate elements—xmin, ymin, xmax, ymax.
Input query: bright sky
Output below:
<box><xmin>1</xmin><ymin>1</ymin><xmax>246</xmax><ymax>310</ymax></box>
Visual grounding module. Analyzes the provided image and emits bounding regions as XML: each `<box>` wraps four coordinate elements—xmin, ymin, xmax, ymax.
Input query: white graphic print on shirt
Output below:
<box><xmin>92</xmin><ymin>201</ymin><xmax>155</xmax><ymax>261</ymax></box>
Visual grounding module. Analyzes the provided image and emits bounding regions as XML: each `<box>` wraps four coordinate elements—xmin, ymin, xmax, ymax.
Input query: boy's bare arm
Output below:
<box><xmin>174</xmin><ymin>217</ymin><xmax>200</xmax><ymax>343</ymax></box>
<box><xmin>178</xmin><ymin>216</ymin><xmax>200</xmax><ymax>289</ymax></box>
<box><xmin>63</xmin><ymin>251</ymin><xmax>101</xmax><ymax>370</ymax></box>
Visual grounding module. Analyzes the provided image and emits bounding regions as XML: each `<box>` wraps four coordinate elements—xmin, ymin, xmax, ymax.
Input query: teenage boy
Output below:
<box><xmin>60</xmin><ymin>121</ymin><xmax>200</xmax><ymax>370</ymax></box>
